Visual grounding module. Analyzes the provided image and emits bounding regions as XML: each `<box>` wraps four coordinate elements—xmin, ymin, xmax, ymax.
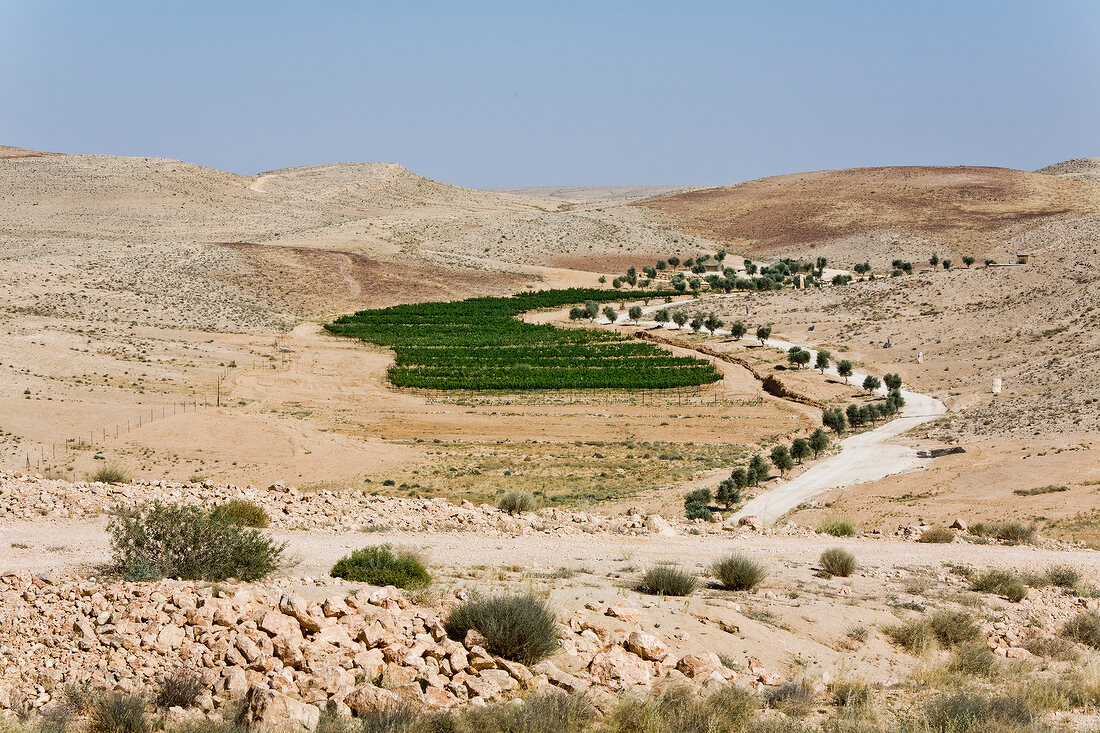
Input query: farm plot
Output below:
<box><xmin>326</xmin><ymin>289</ymin><xmax>721</xmax><ymax>391</ymax></box>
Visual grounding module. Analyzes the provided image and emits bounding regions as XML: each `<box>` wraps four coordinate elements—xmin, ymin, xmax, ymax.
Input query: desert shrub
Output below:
<box><xmin>444</xmin><ymin>595</ymin><xmax>558</xmax><ymax>664</ymax></box>
<box><xmin>970</xmin><ymin>569</ymin><xmax>1027</xmax><ymax>602</ymax></box>
<box><xmin>1013</xmin><ymin>484</ymin><xmax>1068</xmax><ymax>496</ymax></box>
<box><xmin>330</xmin><ymin>545</ymin><xmax>431</xmax><ymax>589</ymax></box>
<box><xmin>922</xmin><ymin>691</ymin><xmax>1035</xmax><ymax>732</ymax></box>
<box><xmin>884</xmin><ymin>619</ymin><xmax>936</xmax><ymax>655</ymax></box>
<box><xmin>1023</xmin><ymin>636</ymin><xmax>1078</xmax><ymax>662</ymax></box>
<box><xmin>606</xmin><ymin>685</ymin><xmax>758</xmax><ymax>733</ymax></box>
<box><xmin>108</xmin><ymin>502</ymin><xmax>284</xmax><ymax>582</ymax></box>
<box><xmin>636</xmin><ymin>565</ymin><xmax>698</xmax><ymax>596</ymax></box>
<box><xmin>88</xmin><ymin>693</ymin><xmax>149</xmax><ymax>733</ymax></box>
<box><xmin>462</xmin><ymin>691</ymin><xmax>596</xmax><ymax>733</ymax></box>
<box><xmin>819</xmin><ymin>517</ymin><xmax>855</xmax><ymax>537</ymax></box>
<box><xmin>929</xmin><ymin>610</ymin><xmax>980</xmax><ymax>648</ymax></box>
<box><xmin>155</xmin><ymin>670</ymin><xmax>204</xmax><ymax>709</ymax></box>
<box><xmin>89</xmin><ymin>463</ymin><xmax>131</xmax><ymax>484</ymax></box>
<box><xmin>209</xmin><ymin>499</ymin><xmax>269</xmax><ymax>528</ymax></box>
<box><xmin>830</xmin><ymin>681</ymin><xmax>872</xmax><ymax>708</ymax></box>
<box><xmin>819</xmin><ymin>548</ymin><xmax>856</xmax><ymax>577</ymax></box>
<box><xmin>919</xmin><ymin>526</ymin><xmax>955</xmax><ymax>543</ymax></box>
<box><xmin>949</xmin><ymin>643</ymin><xmax>998</xmax><ymax>678</ymax></box>
<box><xmin>766</xmin><ymin>680</ymin><xmax>816</xmax><ymax>717</ymax></box>
<box><xmin>683</xmin><ymin>488</ymin><xmax>712</xmax><ymax>521</ymax></box>
<box><xmin>711</xmin><ymin>553</ymin><xmax>768</xmax><ymax>591</ymax></box>
<box><xmin>498</xmin><ymin>490</ymin><xmax>537</xmax><ymax>515</ymax></box>
<box><xmin>993</xmin><ymin>522</ymin><xmax>1038</xmax><ymax>545</ymax></box>
<box><xmin>1046</xmin><ymin>565</ymin><xmax>1080</xmax><ymax>588</ymax></box>
<box><xmin>356</xmin><ymin>705</ymin><xmax>422</xmax><ymax>733</ymax></box>
<box><xmin>1061</xmin><ymin>611</ymin><xmax>1100</xmax><ymax>648</ymax></box>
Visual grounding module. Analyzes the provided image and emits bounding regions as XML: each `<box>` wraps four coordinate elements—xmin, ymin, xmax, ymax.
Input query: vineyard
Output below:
<box><xmin>325</xmin><ymin>289</ymin><xmax>722</xmax><ymax>391</ymax></box>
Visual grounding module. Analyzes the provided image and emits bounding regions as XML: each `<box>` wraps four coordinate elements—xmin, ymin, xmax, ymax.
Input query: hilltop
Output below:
<box><xmin>639</xmin><ymin>164</ymin><xmax>1100</xmax><ymax>262</ymax></box>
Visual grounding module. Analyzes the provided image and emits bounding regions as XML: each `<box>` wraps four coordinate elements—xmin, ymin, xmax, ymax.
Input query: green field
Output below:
<box><xmin>325</xmin><ymin>289</ymin><xmax>721</xmax><ymax>391</ymax></box>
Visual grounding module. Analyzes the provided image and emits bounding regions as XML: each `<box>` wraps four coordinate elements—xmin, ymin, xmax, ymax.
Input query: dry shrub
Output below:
<box><xmin>711</xmin><ymin>553</ymin><xmax>768</xmax><ymax>591</ymax></box>
<box><xmin>919</xmin><ymin>526</ymin><xmax>955</xmax><ymax>543</ymax></box>
<box><xmin>636</xmin><ymin>565</ymin><xmax>698</xmax><ymax>596</ymax></box>
<box><xmin>444</xmin><ymin>595</ymin><xmax>558</xmax><ymax>664</ymax></box>
<box><xmin>209</xmin><ymin>499</ymin><xmax>269</xmax><ymax>528</ymax></box>
<box><xmin>819</xmin><ymin>547</ymin><xmax>857</xmax><ymax>577</ymax></box>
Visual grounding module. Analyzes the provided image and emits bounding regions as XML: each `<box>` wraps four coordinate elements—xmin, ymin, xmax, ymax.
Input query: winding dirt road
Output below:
<box><xmin>626</xmin><ymin>298</ymin><xmax>947</xmax><ymax>523</ymax></box>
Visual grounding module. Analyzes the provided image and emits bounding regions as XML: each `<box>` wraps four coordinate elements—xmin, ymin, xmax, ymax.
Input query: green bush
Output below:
<box><xmin>1061</xmin><ymin>611</ymin><xmax>1100</xmax><ymax>649</ymax></box>
<box><xmin>970</xmin><ymin>569</ymin><xmax>1027</xmax><ymax>602</ymax></box>
<box><xmin>89</xmin><ymin>463</ymin><xmax>131</xmax><ymax>484</ymax></box>
<box><xmin>711</xmin><ymin>553</ymin><xmax>768</xmax><ymax>591</ymax></box>
<box><xmin>155</xmin><ymin>670</ymin><xmax>204</xmax><ymax>709</ymax></box>
<box><xmin>929</xmin><ymin>609</ymin><xmax>981</xmax><ymax>647</ymax></box>
<box><xmin>819</xmin><ymin>548</ymin><xmax>856</xmax><ymax>577</ymax></box>
<box><xmin>444</xmin><ymin>595</ymin><xmax>559</xmax><ymax>664</ymax></box>
<box><xmin>607</xmin><ymin>685</ymin><xmax>758</xmax><ymax>733</ymax></box>
<box><xmin>209</xmin><ymin>499</ymin><xmax>269</xmax><ymax>528</ymax></box>
<box><xmin>683</xmin><ymin>488</ymin><xmax>712</xmax><ymax>521</ymax></box>
<box><xmin>994</xmin><ymin>522</ymin><xmax>1038</xmax><ymax>545</ymax></box>
<box><xmin>88</xmin><ymin>693</ymin><xmax>149</xmax><ymax>733</ymax></box>
<box><xmin>1046</xmin><ymin>565</ymin><xmax>1080</xmax><ymax>588</ymax></box>
<box><xmin>330</xmin><ymin>544</ymin><xmax>431</xmax><ymax>588</ymax></box>
<box><xmin>498</xmin><ymin>490</ymin><xmax>537</xmax><ymax>515</ymax></box>
<box><xmin>636</xmin><ymin>565</ymin><xmax>698</xmax><ymax>596</ymax></box>
<box><xmin>884</xmin><ymin>619</ymin><xmax>935</xmax><ymax>655</ymax></box>
<box><xmin>948</xmin><ymin>643</ymin><xmax>998</xmax><ymax>678</ymax></box>
<box><xmin>922</xmin><ymin>692</ymin><xmax>1035</xmax><ymax>732</ymax></box>
<box><xmin>819</xmin><ymin>517</ymin><xmax>855</xmax><ymax>537</ymax></box>
<box><xmin>918</xmin><ymin>526</ymin><xmax>955</xmax><ymax>543</ymax></box>
<box><xmin>108</xmin><ymin>502</ymin><xmax>284</xmax><ymax>582</ymax></box>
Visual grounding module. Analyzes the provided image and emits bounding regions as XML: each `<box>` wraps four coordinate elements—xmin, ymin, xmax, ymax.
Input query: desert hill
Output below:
<box><xmin>639</xmin><ymin>165</ymin><xmax>1100</xmax><ymax>261</ymax></box>
<box><xmin>1037</xmin><ymin>157</ymin><xmax>1100</xmax><ymax>183</ymax></box>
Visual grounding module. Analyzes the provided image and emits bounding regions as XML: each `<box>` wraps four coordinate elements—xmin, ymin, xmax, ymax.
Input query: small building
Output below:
<box><xmin>1016</xmin><ymin>253</ymin><xmax>1032</xmax><ymax>264</ymax></box>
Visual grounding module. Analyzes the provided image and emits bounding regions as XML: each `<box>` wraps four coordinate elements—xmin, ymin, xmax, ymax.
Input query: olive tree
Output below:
<box><xmin>809</xmin><ymin>428</ymin><xmax>830</xmax><ymax>457</ymax></box>
<box><xmin>770</xmin><ymin>445</ymin><xmax>794</xmax><ymax>476</ymax></box>
<box><xmin>603</xmin><ymin>305</ymin><xmax>618</xmax><ymax>323</ymax></box>
<box><xmin>756</xmin><ymin>325</ymin><xmax>772</xmax><ymax>345</ymax></box>
<box><xmin>628</xmin><ymin>305</ymin><xmax>643</xmax><ymax>323</ymax></box>
<box><xmin>730</xmin><ymin>321</ymin><xmax>747</xmax><ymax>340</ymax></box>
<box><xmin>862</xmin><ymin>374</ymin><xmax>882</xmax><ymax>394</ymax></box>
<box><xmin>672</xmin><ymin>311</ymin><xmax>688</xmax><ymax>329</ymax></box>
<box><xmin>837</xmin><ymin>360</ymin><xmax>853</xmax><ymax>384</ymax></box>
<box><xmin>790</xmin><ymin>438</ymin><xmax>811</xmax><ymax>464</ymax></box>
<box><xmin>815</xmin><ymin>349</ymin><xmax>831</xmax><ymax>373</ymax></box>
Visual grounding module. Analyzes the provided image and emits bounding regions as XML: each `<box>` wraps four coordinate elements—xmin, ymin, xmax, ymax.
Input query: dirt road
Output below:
<box><xmin>630</xmin><ymin>298</ymin><xmax>946</xmax><ymax>522</ymax></box>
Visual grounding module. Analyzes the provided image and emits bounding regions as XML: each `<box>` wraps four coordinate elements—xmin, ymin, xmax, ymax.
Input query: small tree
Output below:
<box><xmin>704</xmin><ymin>312</ymin><xmax>722</xmax><ymax>333</ymax></box>
<box><xmin>962</xmin><ymin>255</ymin><xmax>975</xmax><ymax>268</ymax></box>
<box><xmin>598</xmin><ymin>275</ymin><xmax>606</xmax><ymax>284</ymax></box>
<box><xmin>655</xmin><ymin>308</ymin><xmax>670</xmax><ymax>327</ymax></box>
<box><xmin>862</xmin><ymin>375</ymin><xmax>882</xmax><ymax>394</ymax></box>
<box><xmin>815</xmin><ymin>349</ymin><xmax>831</xmax><ymax>373</ymax></box>
<box><xmin>846</xmin><ymin>403</ymin><xmax>862</xmax><ymax>428</ymax></box>
<box><xmin>791</xmin><ymin>438</ymin><xmax>811</xmax><ymax>464</ymax></box>
<box><xmin>809</xmin><ymin>428</ymin><xmax>829</xmax><ymax>457</ymax></box>
<box><xmin>756</xmin><ymin>325</ymin><xmax>772</xmax><ymax>345</ymax></box>
<box><xmin>929</xmin><ymin>253</ymin><xmax>939</xmax><ymax>271</ymax></box>
<box><xmin>770</xmin><ymin>445</ymin><xmax>794</xmax><ymax>476</ymax></box>
<box><xmin>668</xmin><ymin>256</ymin><xmax>680</xmax><ymax>267</ymax></box>
<box><xmin>568</xmin><ymin>307</ymin><xmax>584</xmax><ymax>320</ymax></box>
<box><xmin>823</xmin><ymin>408</ymin><xmax>847</xmax><ymax>435</ymax></box>
<box><xmin>689</xmin><ymin>315</ymin><xmax>703</xmax><ymax>332</ymax></box>
<box><xmin>656</xmin><ymin>259</ymin><xmax>667</xmax><ymax>270</ymax></box>
<box><xmin>748</xmin><ymin>453</ymin><xmax>770</xmax><ymax>485</ymax></box>
<box><xmin>584</xmin><ymin>300</ymin><xmax>599</xmax><ymax>319</ymax></box>
<box><xmin>788</xmin><ymin>347</ymin><xmax>807</xmax><ymax>369</ymax></box>
<box><xmin>688</xmin><ymin>277</ymin><xmax>701</xmax><ymax>294</ymax></box>
<box><xmin>942</xmin><ymin>259</ymin><xmax>952</xmax><ymax>270</ymax></box>
<box><xmin>715</xmin><ymin>475</ymin><xmax>742</xmax><ymax>509</ymax></box>
<box><xmin>684</xmin><ymin>488</ymin><xmax>712</xmax><ymax>521</ymax></box>
<box><xmin>837</xmin><ymin>360</ymin><xmax>853</xmax><ymax>384</ymax></box>
<box><xmin>727</xmin><ymin>321</ymin><xmax>745</xmax><ymax>340</ymax></box>
<box><xmin>628</xmin><ymin>305</ymin><xmax>643</xmax><ymax>323</ymax></box>
<box><xmin>672</xmin><ymin>310</ymin><xmax>688</xmax><ymax>329</ymax></box>
<box><xmin>612</xmin><ymin>278</ymin><xmax>622</xmax><ymax>289</ymax></box>
<box><xmin>883</xmin><ymin>373</ymin><xmax>902</xmax><ymax>391</ymax></box>
<box><xmin>603</xmin><ymin>305</ymin><xmax>618</xmax><ymax>323</ymax></box>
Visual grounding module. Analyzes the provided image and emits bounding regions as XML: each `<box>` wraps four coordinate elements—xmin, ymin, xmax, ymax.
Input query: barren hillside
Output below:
<box><xmin>1038</xmin><ymin>157</ymin><xmax>1100</xmax><ymax>183</ymax></box>
<box><xmin>640</xmin><ymin>165</ymin><xmax>1100</xmax><ymax>262</ymax></box>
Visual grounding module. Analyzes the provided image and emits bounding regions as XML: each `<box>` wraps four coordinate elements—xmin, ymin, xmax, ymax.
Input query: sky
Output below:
<box><xmin>1</xmin><ymin>1</ymin><xmax>1098</xmax><ymax>188</ymax></box>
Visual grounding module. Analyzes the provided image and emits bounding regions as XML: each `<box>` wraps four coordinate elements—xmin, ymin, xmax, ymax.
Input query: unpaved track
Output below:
<box><xmin>627</xmin><ymin>297</ymin><xmax>946</xmax><ymax>523</ymax></box>
<box><xmin>2</xmin><ymin>519</ymin><xmax>1097</xmax><ymax>580</ymax></box>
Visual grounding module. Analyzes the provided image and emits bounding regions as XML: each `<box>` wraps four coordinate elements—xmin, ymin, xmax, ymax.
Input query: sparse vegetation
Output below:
<box><xmin>919</xmin><ymin>526</ymin><xmax>955</xmax><ymax>543</ymax></box>
<box><xmin>88</xmin><ymin>692</ymin><xmax>150</xmax><ymax>733</ymax></box>
<box><xmin>108</xmin><ymin>502</ymin><xmax>284</xmax><ymax>582</ymax></box>
<box><xmin>156</xmin><ymin>670</ymin><xmax>204</xmax><ymax>709</ymax></box>
<box><xmin>498</xmin><ymin>490</ymin><xmax>537</xmax><ymax>514</ymax></box>
<box><xmin>1013</xmin><ymin>484</ymin><xmax>1068</xmax><ymax>496</ymax></box>
<box><xmin>970</xmin><ymin>569</ymin><xmax>1028</xmax><ymax>602</ymax></box>
<box><xmin>89</xmin><ymin>463</ymin><xmax>132</xmax><ymax>484</ymax></box>
<box><xmin>1061</xmin><ymin>611</ymin><xmax>1100</xmax><ymax>649</ymax></box>
<box><xmin>636</xmin><ymin>565</ymin><xmax>698</xmax><ymax>597</ymax></box>
<box><xmin>819</xmin><ymin>548</ymin><xmax>856</xmax><ymax>577</ymax></box>
<box><xmin>711</xmin><ymin>553</ymin><xmax>768</xmax><ymax>591</ymax></box>
<box><xmin>444</xmin><ymin>594</ymin><xmax>559</xmax><ymax>664</ymax></box>
<box><xmin>209</xmin><ymin>499</ymin><xmax>269</xmax><ymax>528</ymax></box>
<box><xmin>928</xmin><ymin>609</ymin><xmax>981</xmax><ymax>647</ymax></box>
<box><xmin>819</xmin><ymin>517</ymin><xmax>855</xmax><ymax>537</ymax></box>
<box><xmin>330</xmin><ymin>544</ymin><xmax>431</xmax><ymax>589</ymax></box>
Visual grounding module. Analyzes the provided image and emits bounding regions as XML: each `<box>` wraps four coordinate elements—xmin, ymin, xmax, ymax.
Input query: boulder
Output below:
<box><xmin>244</xmin><ymin>684</ymin><xmax>320</xmax><ymax>732</ymax></box>
<box><xmin>344</xmin><ymin>684</ymin><xmax>399</xmax><ymax>715</ymax></box>
<box><xmin>626</xmin><ymin>631</ymin><xmax>668</xmax><ymax>662</ymax></box>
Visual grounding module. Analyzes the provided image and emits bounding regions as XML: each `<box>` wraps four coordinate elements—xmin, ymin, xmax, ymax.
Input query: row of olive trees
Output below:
<box><xmin>685</xmin><ymin>427</ymin><xmax>833</xmax><ymax>519</ymax></box>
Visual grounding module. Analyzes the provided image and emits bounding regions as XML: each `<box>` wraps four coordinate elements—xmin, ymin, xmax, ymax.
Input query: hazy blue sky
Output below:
<box><xmin>1</xmin><ymin>1</ymin><xmax>1098</xmax><ymax>187</ymax></box>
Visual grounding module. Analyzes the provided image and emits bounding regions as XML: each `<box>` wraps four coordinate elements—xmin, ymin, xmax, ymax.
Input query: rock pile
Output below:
<box><xmin>0</xmin><ymin>573</ymin><xmax>772</xmax><ymax>731</ymax></box>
